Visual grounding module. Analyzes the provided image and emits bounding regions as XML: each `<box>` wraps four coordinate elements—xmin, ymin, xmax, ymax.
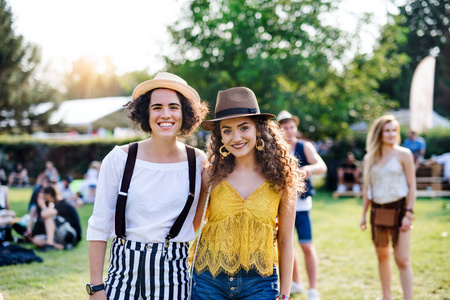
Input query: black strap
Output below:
<box><xmin>115</xmin><ymin>143</ymin><xmax>138</xmax><ymax>238</ymax></box>
<box><xmin>166</xmin><ymin>145</ymin><xmax>196</xmax><ymax>243</ymax></box>
<box><xmin>215</xmin><ymin>107</ymin><xmax>258</xmax><ymax>118</ymax></box>
<box><xmin>114</xmin><ymin>143</ymin><xmax>197</xmax><ymax>242</ymax></box>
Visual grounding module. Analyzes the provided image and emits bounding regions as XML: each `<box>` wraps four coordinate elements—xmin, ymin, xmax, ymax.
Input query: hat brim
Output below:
<box><xmin>278</xmin><ymin>116</ymin><xmax>300</xmax><ymax>126</ymax></box>
<box><xmin>132</xmin><ymin>79</ymin><xmax>200</xmax><ymax>103</ymax></box>
<box><xmin>201</xmin><ymin>113</ymin><xmax>276</xmax><ymax>131</ymax></box>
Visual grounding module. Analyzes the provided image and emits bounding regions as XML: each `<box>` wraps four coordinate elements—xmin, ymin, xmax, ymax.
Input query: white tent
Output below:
<box><xmin>49</xmin><ymin>96</ymin><xmax>132</xmax><ymax>132</ymax></box>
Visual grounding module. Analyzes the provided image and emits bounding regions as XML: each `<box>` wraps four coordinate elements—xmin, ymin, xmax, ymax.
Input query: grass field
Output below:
<box><xmin>1</xmin><ymin>188</ymin><xmax>449</xmax><ymax>300</ymax></box>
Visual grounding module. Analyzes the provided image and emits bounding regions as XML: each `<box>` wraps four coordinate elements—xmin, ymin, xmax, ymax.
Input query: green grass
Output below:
<box><xmin>1</xmin><ymin>189</ymin><xmax>449</xmax><ymax>300</ymax></box>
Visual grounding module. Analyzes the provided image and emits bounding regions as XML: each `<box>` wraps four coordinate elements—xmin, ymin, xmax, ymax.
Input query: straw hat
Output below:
<box><xmin>276</xmin><ymin>110</ymin><xmax>299</xmax><ymax>126</ymax></box>
<box><xmin>201</xmin><ymin>87</ymin><xmax>275</xmax><ymax>131</ymax></box>
<box><xmin>132</xmin><ymin>72</ymin><xmax>200</xmax><ymax>103</ymax></box>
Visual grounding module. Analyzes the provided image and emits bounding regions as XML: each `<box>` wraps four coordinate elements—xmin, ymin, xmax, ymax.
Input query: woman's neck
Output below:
<box><xmin>234</xmin><ymin>153</ymin><xmax>258</xmax><ymax>172</ymax></box>
<box><xmin>289</xmin><ymin>137</ymin><xmax>297</xmax><ymax>151</ymax></box>
<box><xmin>144</xmin><ymin>136</ymin><xmax>181</xmax><ymax>159</ymax></box>
<box><xmin>381</xmin><ymin>143</ymin><xmax>396</xmax><ymax>157</ymax></box>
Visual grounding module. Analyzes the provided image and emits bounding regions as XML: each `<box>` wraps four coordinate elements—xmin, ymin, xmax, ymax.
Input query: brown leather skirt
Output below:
<box><xmin>370</xmin><ymin>198</ymin><xmax>406</xmax><ymax>247</ymax></box>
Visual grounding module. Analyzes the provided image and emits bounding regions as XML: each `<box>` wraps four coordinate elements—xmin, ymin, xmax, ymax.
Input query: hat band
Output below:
<box><xmin>215</xmin><ymin>107</ymin><xmax>258</xmax><ymax>119</ymax></box>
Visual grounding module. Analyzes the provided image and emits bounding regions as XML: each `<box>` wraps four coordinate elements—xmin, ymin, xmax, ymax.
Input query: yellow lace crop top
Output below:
<box><xmin>191</xmin><ymin>180</ymin><xmax>280</xmax><ymax>278</ymax></box>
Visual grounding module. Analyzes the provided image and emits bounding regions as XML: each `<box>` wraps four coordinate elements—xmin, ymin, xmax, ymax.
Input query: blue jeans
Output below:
<box><xmin>191</xmin><ymin>267</ymin><xmax>278</xmax><ymax>300</ymax></box>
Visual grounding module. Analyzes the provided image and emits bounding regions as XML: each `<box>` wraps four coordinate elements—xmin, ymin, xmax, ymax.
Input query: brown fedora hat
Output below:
<box><xmin>201</xmin><ymin>87</ymin><xmax>275</xmax><ymax>131</ymax></box>
<box><xmin>132</xmin><ymin>72</ymin><xmax>200</xmax><ymax>103</ymax></box>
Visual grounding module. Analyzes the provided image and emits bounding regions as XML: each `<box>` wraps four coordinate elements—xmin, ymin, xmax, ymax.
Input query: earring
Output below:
<box><xmin>219</xmin><ymin>141</ymin><xmax>230</xmax><ymax>157</ymax></box>
<box><xmin>256</xmin><ymin>138</ymin><xmax>265</xmax><ymax>151</ymax></box>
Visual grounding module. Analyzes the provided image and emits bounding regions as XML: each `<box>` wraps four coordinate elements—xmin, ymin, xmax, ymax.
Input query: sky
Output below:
<box><xmin>7</xmin><ymin>0</ymin><xmax>403</xmax><ymax>77</ymax></box>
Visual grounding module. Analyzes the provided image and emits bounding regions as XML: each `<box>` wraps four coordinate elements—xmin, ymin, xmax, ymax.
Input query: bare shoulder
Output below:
<box><xmin>396</xmin><ymin>146</ymin><xmax>413</xmax><ymax>161</ymax></box>
<box><xmin>118</xmin><ymin>144</ymin><xmax>130</xmax><ymax>154</ymax></box>
<box><xmin>302</xmin><ymin>140</ymin><xmax>318</xmax><ymax>154</ymax></box>
<box><xmin>201</xmin><ymin>167</ymin><xmax>211</xmax><ymax>183</ymax></box>
<box><xmin>194</xmin><ymin>147</ymin><xmax>206</xmax><ymax>158</ymax></box>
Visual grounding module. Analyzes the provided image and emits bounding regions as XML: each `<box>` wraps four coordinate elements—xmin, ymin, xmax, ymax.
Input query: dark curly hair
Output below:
<box><xmin>206</xmin><ymin>116</ymin><xmax>304</xmax><ymax>200</ymax></box>
<box><xmin>125</xmin><ymin>89</ymin><xmax>208</xmax><ymax>137</ymax></box>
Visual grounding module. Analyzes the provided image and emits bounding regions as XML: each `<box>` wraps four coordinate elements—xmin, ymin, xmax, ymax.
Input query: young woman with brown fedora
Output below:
<box><xmin>190</xmin><ymin>87</ymin><xmax>304</xmax><ymax>300</ymax></box>
<box><xmin>87</xmin><ymin>72</ymin><xmax>208</xmax><ymax>300</ymax></box>
<box><xmin>360</xmin><ymin>115</ymin><xmax>416</xmax><ymax>300</ymax></box>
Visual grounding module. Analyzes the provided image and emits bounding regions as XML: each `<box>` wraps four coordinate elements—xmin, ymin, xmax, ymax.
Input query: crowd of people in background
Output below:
<box><xmin>0</xmin><ymin>159</ymin><xmax>100</xmax><ymax>253</ymax></box>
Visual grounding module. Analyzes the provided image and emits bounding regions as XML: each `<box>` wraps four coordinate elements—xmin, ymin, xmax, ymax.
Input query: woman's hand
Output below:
<box><xmin>360</xmin><ymin>216</ymin><xmax>367</xmax><ymax>231</ymax></box>
<box><xmin>400</xmin><ymin>214</ymin><xmax>413</xmax><ymax>232</ymax></box>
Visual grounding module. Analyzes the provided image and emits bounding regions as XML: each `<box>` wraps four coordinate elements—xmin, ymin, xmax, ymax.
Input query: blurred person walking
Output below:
<box><xmin>277</xmin><ymin>110</ymin><xmax>327</xmax><ymax>300</ymax></box>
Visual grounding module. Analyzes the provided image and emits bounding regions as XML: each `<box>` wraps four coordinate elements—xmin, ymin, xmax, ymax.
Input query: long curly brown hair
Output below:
<box><xmin>206</xmin><ymin>116</ymin><xmax>304</xmax><ymax>200</ymax></box>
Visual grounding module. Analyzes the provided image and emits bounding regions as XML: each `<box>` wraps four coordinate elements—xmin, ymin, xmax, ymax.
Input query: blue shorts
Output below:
<box><xmin>294</xmin><ymin>211</ymin><xmax>312</xmax><ymax>244</ymax></box>
<box><xmin>191</xmin><ymin>267</ymin><xmax>278</xmax><ymax>300</ymax></box>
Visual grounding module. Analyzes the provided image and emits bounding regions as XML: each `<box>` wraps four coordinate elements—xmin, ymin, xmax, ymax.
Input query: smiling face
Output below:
<box><xmin>381</xmin><ymin>121</ymin><xmax>398</xmax><ymax>145</ymax></box>
<box><xmin>148</xmin><ymin>89</ymin><xmax>183</xmax><ymax>138</ymax></box>
<box><xmin>220</xmin><ymin>116</ymin><xmax>258</xmax><ymax>158</ymax></box>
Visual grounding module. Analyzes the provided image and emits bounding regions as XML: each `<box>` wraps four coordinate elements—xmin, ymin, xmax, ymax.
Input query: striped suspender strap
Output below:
<box><xmin>115</xmin><ymin>142</ymin><xmax>138</xmax><ymax>239</ymax></box>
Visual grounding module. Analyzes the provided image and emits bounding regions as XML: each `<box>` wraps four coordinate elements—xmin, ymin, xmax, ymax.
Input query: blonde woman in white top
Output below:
<box><xmin>360</xmin><ymin>115</ymin><xmax>416</xmax><ymax>300</ymax></box>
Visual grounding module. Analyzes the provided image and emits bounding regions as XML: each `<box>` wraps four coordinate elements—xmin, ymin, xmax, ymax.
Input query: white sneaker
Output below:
<box><xmin>336</xmin><ymin>184</ymin><xmax>346</xmax><ymax>193</ymax></box>
<box><xmin>308</xmin><ymin>288</ymin><xmax>320</xmax><ymax>300</ymax></box>
<box><xmin>352</xmin><ymin>184</ymin><xmax>361</xmax><ymax>193</ymax></box>
<box><xmin>290</xmin><ymin>281</ymin><xmax>304</xmax><ymax>294</ymax></box>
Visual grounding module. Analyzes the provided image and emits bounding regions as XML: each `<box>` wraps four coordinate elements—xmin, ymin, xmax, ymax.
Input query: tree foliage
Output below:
<box><xmin>63</xmin><ymin>55</ymin><xmax>153</xmax><ymax>101</ymax></box>
<box><xmin>64</xmin><ymin>56</ymin><xmax>124</xmax><ymax>99</ymax></box>
<box><xmin>165</xmin><ymin>0</ymin><xmax>407</xmax><ymax>140</ymax></box>
<box><xmin>0</xmin><ymin>0</ymin><xmax>58</xmax><ymax>133</ymax></box>
<box><xmin>379</xmin><ymin>0</ymin><xmax>450</xmax><ymax>116</ymax></box>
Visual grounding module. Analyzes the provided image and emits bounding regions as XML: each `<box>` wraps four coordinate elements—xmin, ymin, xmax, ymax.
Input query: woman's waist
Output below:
<box><xmin>372</xmin><ymin>197</ymin><xmax>406</xmax><ymax>209</ymax></box>
<box><xmin>207</xmin><ymin>210</ymin><xmax>276</xmax><ymax>225</ymax></box>
<box><xmin>113</xmin><ymin>237</ymin><xmax>189</xmax><ymax>252</ymax></box>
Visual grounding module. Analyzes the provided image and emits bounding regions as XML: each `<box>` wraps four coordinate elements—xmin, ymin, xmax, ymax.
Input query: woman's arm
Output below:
<box><xmin>302</xmin><ymin>141</ymin><xmax>327</xmax><ymax>177</ymax></box>
<box><xmin>88</xmin><ymin>241</ymin><xmax>108</xmax><ymax>299</ymax></box>
<box><xmin>360</xmin><ymin>156</ymin><xmax>371</xmax><ymax>230</ymax></box>
<box><xmin>399</xmin><ymin>148</ymin><xmax>416</xmax><ymax>231</ymax></box>
<box><xmin>193</xmin><ymin>169</ymin><xmax>210</xmax><ymax>231</ymax></box>
<box><xmin>277</xmin><ymin>191</ymin><xmax>297</xmax><ymax>296</ymax></box>
<box><xmin>4</xmin><ymin>186</ymin><xmax>10</xmax><ymax>210</ymax></box>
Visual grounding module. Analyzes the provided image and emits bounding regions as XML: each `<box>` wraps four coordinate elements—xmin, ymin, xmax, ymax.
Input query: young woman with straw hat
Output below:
<box><xmin>87</xmin><ymin>72</ymin><xmax>208</xmax><ymax>300</ymax></box>
<box><xmin>190</xmin><ymin>87</ymin><xmax>304</xmax><ymax>300</ymax></box>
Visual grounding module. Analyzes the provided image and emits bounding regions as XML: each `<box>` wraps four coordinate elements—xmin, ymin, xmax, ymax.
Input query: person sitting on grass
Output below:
<box><xmin>26</xmin><ymin>186</ymin><xmax>81</xmax><ymax>251</ymax></box>
<box><xmin>7</xmin><ymin>162</ymin><xmax>28</xmax><ymax>188</ymax></box>
<box><xmin>336</xmin><ymin>152</ymin><xmax>361</xmax><ymax>193</ymax></box>
<box><xmin>57</xmin><ymin>176</ymin><xmax>84</xmax><ymax>208</ymax></box>
<box><xmin>0</xmin><ymin>178</ymin><xmax>27</xmax><ymax>244</ymax></box>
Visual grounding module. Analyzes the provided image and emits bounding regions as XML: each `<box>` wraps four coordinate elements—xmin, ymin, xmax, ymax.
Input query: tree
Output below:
<box><xmin>63</xmin><ymin>55</ymin><xmax>125</xmax><ymax>100</ymax></box>
<box><xmin>0</xmin><ymin>0</ymin><xmax>58</xmax><ymax>133</ymax></box>
<box><xmin>165</xmin><ymin>0</ymin><xmax>407</xmax><ymax>139</ymax></box>
<box><xmin>379</xmin><ymin>0</ymin><xmax>450</xmax><ymax>116</ymax></box>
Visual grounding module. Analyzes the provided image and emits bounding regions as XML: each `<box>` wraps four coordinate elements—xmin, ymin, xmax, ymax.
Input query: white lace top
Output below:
<box><xmin>368</xmin><ymin>155</ymin><xmax>409</xmax><ymax>204</ymax></box>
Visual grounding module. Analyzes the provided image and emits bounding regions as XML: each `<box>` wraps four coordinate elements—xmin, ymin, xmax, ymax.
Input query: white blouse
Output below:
<box><xmin>86</xmin><ymin>144</ymin><xmax>206</xmax><ymax>243</ymax></box>
<box><xmin>368</xmin><ymin>155</ymin><xmax>409</xmax><ymax>204</ymax></box>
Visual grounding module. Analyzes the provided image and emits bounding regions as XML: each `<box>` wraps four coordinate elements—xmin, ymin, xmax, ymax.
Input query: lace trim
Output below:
<box><xmin>190</xmin><ymin>212</ymin><xmax>277</xmax><ymax>278</ymax></box>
